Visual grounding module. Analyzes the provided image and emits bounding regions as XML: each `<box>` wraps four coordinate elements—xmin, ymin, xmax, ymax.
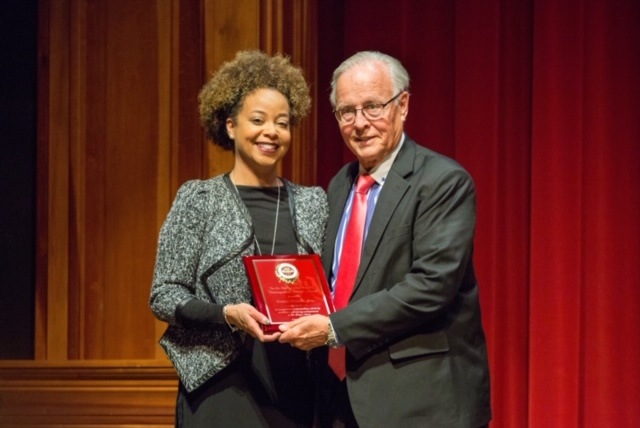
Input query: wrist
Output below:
<box><xmin>222</xmin><ymin>305</ymin><xmax>238</xmax><ymax>332</ymax></box>
<box><xmin>325</xmin><ymin>320</ymin><xmax>340</xmax><ymax>348</ymax></box>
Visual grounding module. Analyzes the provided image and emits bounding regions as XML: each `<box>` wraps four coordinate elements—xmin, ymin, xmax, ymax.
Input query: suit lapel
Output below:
<box><xmin>353</xmin><ymin>139</ymin><xmax>416</xmax><ymax>295</ymax></box>
<box><xmin>323</xmin><ymin>163</ymin><xmax>359</xmax><ymax>274</ymax></box>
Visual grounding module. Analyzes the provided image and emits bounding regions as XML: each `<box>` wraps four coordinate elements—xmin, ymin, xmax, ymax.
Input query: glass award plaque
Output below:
<box><xmin>243</xmin><ymin>254</ymin><xmax>335</xmax><ymax>333</ymax></box>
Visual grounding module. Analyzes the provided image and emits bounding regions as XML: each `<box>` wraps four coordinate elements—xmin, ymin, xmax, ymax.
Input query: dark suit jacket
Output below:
<box><xmin>320</xmin><ymin>136</ymin><xmax>491</xmax><ymax>427</ymax></box>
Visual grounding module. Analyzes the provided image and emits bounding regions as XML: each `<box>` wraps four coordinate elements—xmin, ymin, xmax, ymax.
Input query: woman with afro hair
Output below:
<box><xmin>150</xmin><ymin>50</ymin><xmax>327</xmax><ymax>427</ymax></box>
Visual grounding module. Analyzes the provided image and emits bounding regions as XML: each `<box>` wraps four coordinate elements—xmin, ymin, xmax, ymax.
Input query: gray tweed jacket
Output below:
<box><xmin>149</xmin><ymin>174</ymin><xmax>328</xmax><ymax>392</ymax></box>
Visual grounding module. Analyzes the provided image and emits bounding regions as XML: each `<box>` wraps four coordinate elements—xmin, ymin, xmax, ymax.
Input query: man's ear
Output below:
<box><xmin>400</xmin><ymin>92</ymin><xmax>410</xmax><ymax>121</ymax></box>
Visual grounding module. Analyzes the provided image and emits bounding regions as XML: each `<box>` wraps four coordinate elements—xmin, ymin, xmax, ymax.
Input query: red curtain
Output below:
<box><xmin>317</xmin><ymin>0</ymin><xmax>640</xmax><ymax>426</ymax></box>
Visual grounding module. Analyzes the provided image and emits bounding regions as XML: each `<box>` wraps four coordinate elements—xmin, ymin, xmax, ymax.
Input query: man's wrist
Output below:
<box><xmin>325</xmin><ymin>320</ymin><xmax>340</xmax><ymax>348</ymax></box>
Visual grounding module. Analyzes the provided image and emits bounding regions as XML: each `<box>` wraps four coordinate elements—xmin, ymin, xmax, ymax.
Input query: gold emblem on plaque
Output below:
<box><xmin>275</xmin><ymin>262</ymin><xmax>299</xmax><ymax>284</ymax></box>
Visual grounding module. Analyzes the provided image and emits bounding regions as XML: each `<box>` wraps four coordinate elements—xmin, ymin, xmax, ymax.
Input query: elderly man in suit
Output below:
<box><xmin>279</xmin><ymin>51</ymin><xmax>492</xmax><ymax>428</ymax></box>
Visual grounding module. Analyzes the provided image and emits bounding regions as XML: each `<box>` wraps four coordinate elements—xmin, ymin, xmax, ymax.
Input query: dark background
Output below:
<box><xmin>0</xmin><ymin>0</ymin><xmax>38</xmax><ymax>358</ymax></box>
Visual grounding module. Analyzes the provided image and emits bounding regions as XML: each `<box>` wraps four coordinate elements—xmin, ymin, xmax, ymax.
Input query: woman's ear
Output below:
<box><xmin>226</xmin><ymin>118</ymin><xmax>235</xmax><ymax>140</ymax></box>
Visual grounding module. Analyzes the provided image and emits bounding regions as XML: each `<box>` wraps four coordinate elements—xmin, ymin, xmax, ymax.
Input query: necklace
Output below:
<box><xmin>255</xmin><ymin>183</ymin><xmax>280</xmax><ymax>255</ymax></box>
<box><xmin>231</xmin><ymin>175</ymin><xmax>281</xmax><ymax>255</ymax></box>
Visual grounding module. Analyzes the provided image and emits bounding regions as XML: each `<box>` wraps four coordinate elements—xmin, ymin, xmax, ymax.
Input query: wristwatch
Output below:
<box><xmin>325</xmin><ymin>321</ymin><xmax>340</xmax><ymax>348</ymax></box>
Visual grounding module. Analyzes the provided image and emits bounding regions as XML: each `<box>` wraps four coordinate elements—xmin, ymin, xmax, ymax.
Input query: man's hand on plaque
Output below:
<box><xmin>278</xmin><ymin>314</ymin><xmax>330</xmax><ymax>350</ymax></box>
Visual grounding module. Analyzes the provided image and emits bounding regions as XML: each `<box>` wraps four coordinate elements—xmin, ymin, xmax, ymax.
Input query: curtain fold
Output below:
<box><xmin>318</xmin><ymin>0</ymin><xmax>640</xmax><ymax>426</ymax></box>
<box><xmin>456</xmin><ymin>1</ymin><xmax>533</xmax><ymax>426</ymax></box>
<box><xmin>531</xmin><ymin>1</ymin><xmax>640</xmax><ymax>426</ymax></box>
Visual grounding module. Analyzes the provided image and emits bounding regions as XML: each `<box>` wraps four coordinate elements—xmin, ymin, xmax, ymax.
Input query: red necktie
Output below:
<box><xmin>329</xmin><ymin>174</ymin><xmax>376</xmax><ymax>380</ymax></box>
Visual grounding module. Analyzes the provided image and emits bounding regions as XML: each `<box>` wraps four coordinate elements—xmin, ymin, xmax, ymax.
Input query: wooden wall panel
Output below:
<box><xmin>101</xmin><ymin>0</ymin><xmax>161</xmax><ymax>359</ymax></box>
<box><xmin>0</xmin><ymin>360</ymin><xmax>176</xmax><ymax>426</ymax></box>
<box><xmin>154</xmin><ymin>0</ymin><xmax>210</xmax><ymax>359</ymax></box>
<box><xmin>204</xmin><ymin>0</ymin><xmax>319</xmax><ymax>185</ymax></box>
<box><xmin>35</xmin><ymin>0</ymin><xmax>318</xmax><ymax>362</ymax></box>
<box><xmin>41</xmin><ymin>0</ymin><xmax>71</xmax><ymax>361</ymax></box>
<box><xmin>282</xmin><ymin>0</ymin><xmax>318</xmax><ymax>186</ymax></box>
<box><xmin>154</xmin><ymin>0</ymin><xmax>173</xmax><ymax>360</ymax></box>
<box><xmin>68</xmin><ymin>0</ymin><xmax>92</xmax><ymax>360</ymax></box>
<box><xmin>36</xmin><ymin>0</ymin><xmax>209</xmax><ymax>362</ymax></box>
<box><xmin>9</xmin><ymin>0</ymin><xmax>319</xmax><ymax>424</ymax></box>
<box><xmin>204</xmin><ymin>0</ymin><xmax>261</xmax><ymax>178</ymax></box>
<box><xmin>169</xmin><ymin>1</ymin><xmax>208</xmax><ymax>192</ymax></box>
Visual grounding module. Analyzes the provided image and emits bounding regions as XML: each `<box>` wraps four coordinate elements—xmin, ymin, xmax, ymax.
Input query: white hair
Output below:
<box><xmin>329</xmin><ymin>51</ymin><xmax>410</xmax><ymax>107</ymax></box>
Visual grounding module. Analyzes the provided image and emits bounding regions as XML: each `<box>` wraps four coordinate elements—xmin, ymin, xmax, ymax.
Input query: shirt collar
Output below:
<box><xmin>359</xmin><ymin>133</ymin><xmax>405</xmax><ymax>185</ymax></box>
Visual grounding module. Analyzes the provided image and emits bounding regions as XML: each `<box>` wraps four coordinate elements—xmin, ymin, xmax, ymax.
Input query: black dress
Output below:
<box><xmin>175</xmin><ymin>185</ymin><xmax>314</xmax><ymax>427</ymax></box>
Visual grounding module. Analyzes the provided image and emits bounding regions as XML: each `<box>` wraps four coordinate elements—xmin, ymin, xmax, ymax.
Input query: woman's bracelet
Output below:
<box><xmin>222</xmin><ymin>305</ymin><xmax>238</xmax><ymax>332</ymax></box>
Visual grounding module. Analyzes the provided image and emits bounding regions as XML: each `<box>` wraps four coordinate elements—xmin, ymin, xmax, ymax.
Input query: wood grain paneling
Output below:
<box><xmin>101</xmin><ymin>0</ymin><xmax>161</xmax><ymax>359</ymax></box>
<box><xmin>284</xmin><ymin>0</ymin><xmax>318</xmax><ymax>186</ymax></box>
<box><xmin>203</xmin><ymin>0</ymin><xmax>318</xmax><ymax>185</ymax></box>
<box><xmin>76</xmin><ymin>0</ymin><xmax>107</xmax><ymax>360</ymax></box>
<box><xmin>35</xmin><ymin>0</ymin><xmax>318</xmax><ymax>361</ymax></box>
<box><xmin>36</xmin><ymin>0</ymin><xmax>205</xmax><ymax>362</ymax></box>
<box><xmin>0</xmin><ymin>360</ymin><xmax>177</xmax><ymax>426</ymax></box>
<box><xmin>203</xmin><ymin>0</ymin><xmax>260</xmax><ymax>177</ymax></box>
<box><xmin>21</xmin><ymin>0</ymin><xmax>319</xmax><ymax>423</ymax></box>
<box><xmin>42</xmin><ymin>0</ymin><xmax>71</xmax><ymax>361</ymax></box>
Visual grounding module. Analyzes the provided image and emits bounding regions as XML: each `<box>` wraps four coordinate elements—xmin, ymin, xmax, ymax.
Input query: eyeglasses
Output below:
<box><xmin>334</xmin><ymin>91</ymin><xmax>404</xmax><ymax>124</ymax></box>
